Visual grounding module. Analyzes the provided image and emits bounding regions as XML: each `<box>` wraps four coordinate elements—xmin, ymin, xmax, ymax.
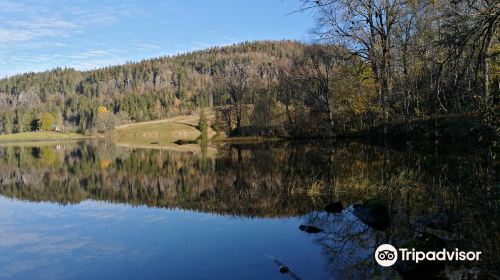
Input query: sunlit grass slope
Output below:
<box><xmin>110</xmin><ymin>112</ymin><xmax>215</xmax><ymax>152</ymax></box>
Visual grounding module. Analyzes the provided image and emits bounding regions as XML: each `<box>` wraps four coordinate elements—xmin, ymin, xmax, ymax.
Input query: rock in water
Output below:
<box><xmin>324</xmin><ymin>201</ymin><xmax>343</xmax><ymax>213</ymax></box>
<box><xmin>353</xmin><ymin>198</ymin><xmax>390</xmax><ymax>230</ymax></box>
<box><xmin>299</xmin><ymin>225</ymin><xmax>323</xmax><ymax>233</ymax></box>
<box><xmin>279</xmin><ymin>265</ymin><xmax>289</xmax><ymax>274</ymax></box>
<box><xmin>268</xmin><ymin>255</ymin><xmax>302</xmax><ymax>280</ymax></box>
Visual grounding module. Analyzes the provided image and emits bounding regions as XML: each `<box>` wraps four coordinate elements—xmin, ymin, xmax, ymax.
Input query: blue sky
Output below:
<box><xmin>0</xmin><ymin>0</ymin><xmax>314</xmax><ymax>77</ymax></box>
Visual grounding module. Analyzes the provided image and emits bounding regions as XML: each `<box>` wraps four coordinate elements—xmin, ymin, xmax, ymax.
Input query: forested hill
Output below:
<box><xmin>0</xmin><ymin>40</ymin><xmax>305</xmax><ymax>133</ymax></box>
<box><xmin>1</xmin><ymin>36</ymin><xmax>497</xmax><ymax>142</ymax></box>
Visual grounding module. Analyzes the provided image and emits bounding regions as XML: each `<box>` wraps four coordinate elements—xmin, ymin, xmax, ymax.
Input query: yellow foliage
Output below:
<box><xmin>39</xmin><ymin>112</ymin><xmax>54</xmax><ymax>131</ymax></box>
<box><xmin>97</xmin><ymin>106</ymin><xmax>109</xmax><ymax>114</ymax></box>
<box><xmin>100</xmin><ymin>159</ymin><xmax>111</xmax><ymax>169</ymax></box>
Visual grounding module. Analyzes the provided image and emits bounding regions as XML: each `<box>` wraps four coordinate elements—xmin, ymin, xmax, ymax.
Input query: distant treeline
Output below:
<box><xmin>0</xmin><ymin>0</ymin><xmax>498</xmax><ymax>141</ymax></box>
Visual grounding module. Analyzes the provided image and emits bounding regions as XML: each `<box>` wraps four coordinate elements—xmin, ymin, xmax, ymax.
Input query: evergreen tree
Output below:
<box><xmin>198</xmin><ymin>110</ymin><xmax>209</xmax><ymax>146</ymax></box>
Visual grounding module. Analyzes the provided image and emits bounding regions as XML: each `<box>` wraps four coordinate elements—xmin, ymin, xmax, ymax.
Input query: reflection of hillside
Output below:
<box><xmin>0</xmin><ymin>141</ymin><xmax>497</xmax><ymax>218</ymax></box>
<box><xmin>0</xmin><ymin>142</ymin><xmax>319</xmax><ymax>217</ymax></box>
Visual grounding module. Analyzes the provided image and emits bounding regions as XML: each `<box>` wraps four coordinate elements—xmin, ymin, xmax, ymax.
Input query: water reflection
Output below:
<box><xmin>0</xmin><ymin>142</ymin><xmax>316</xmax><ymax>217</ymax></box>
<box><xmin>0</xmin><ymin>140</ymin><xmax>497</xmax><ymax>279</ymax></box>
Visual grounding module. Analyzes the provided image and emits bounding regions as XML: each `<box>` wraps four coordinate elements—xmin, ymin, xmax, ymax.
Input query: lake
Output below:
<box><xmin>0</xmin><ymin>141</ymin><xmax>498</xmax><ymax>279</ymax></box>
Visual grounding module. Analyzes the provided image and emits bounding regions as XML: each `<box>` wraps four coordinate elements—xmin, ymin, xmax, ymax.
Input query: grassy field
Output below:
<box><xmin>110</xmin><ymin>112</ymin><xmax>216</xmax><ymax>152</ymax></box>
<box><xmin>0</xmin><ymin>112</ymin><xmax>217</xmax><ymax>153</ymax></box>
<box><xmin>0</xmin><ymin>131</ymin><xmax>92</xmax><ymax>143</ymax></box>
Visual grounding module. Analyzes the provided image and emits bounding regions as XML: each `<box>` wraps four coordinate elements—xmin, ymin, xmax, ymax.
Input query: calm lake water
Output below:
<box><xmin>0</xmin><ymin>141</ymin><xmax>498</xmax><ymax>279</ymax></box>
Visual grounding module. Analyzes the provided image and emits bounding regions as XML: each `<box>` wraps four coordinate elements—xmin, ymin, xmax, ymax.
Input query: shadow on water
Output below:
<box><xmin>0</xmin><ymin>140</ymin><xmax>497</xmax><ymax>279</ymax></box>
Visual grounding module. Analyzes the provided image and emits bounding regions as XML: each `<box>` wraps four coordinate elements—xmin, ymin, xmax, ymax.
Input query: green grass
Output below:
<box><xmin>110</xmin><ymin>113</ymin><xmax>220</xmax><ymax>154</ymax></box>
<box><xmin>0</xmin><ymin>131</ymin><xmax>90</xmax><ymax>143</ymax></box>
<box><xmin>112</xmin><ymin>120</ymin><xmax>201</xmax><ymax>146</ymax></box>
<box><xmin>110</xmin><ymin>113</ymin><xmax>218</xmax><ymax>152</ymax></box>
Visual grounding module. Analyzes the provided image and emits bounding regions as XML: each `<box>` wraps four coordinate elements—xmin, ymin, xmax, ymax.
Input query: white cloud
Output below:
<box><xmin>0</xmin><ymin>1</ymin><xmax>29</xmax><ymax>13</ymax></box>
<box><xmin>0</xmin><ymin>18</ymin><xmax>78</xmax><ymax>43</ymax></box>
<box><xmin>0</xmin><ymin>1</ymin><xmax>146</xmax><ymax>76</ymax></box>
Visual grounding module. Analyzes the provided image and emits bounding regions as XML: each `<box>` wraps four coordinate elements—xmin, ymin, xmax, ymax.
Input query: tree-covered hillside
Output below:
<box><xmin>0</xmin><ymin>40</ymin><xmax>305</xmax><ymax>133</ymax></box>
<box><xmin>0</xmin><ymin>23</ymin><xmax>498</xmax><ymax>143</ymax></box>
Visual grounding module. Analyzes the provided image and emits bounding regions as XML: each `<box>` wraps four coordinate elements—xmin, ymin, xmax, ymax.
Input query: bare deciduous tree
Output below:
<box><xmin>217</xmin><ymin>59</ymin><xmax>253</xmax><ymax>133</ymax></box>
<box><xmin>300</xmin><ymin>0</ymin><xmax>411</xmax><ymax>137</ymax></box>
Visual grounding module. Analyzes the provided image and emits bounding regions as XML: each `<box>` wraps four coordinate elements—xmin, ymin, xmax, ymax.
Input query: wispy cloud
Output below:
<box><xmin>63</xmin><ymin>4</ymin><xmax>146</xmax><ymax>25</ymax></box>
<box><xmin>0</xmin><ymin>1</ymin><xmax>143</xmax><ymax>45</ymax></box>
<box><xmin>0</xmin><ymin>1</ymin><xmax>30</xmax><ymax>13</ymax></box>
<box><xmin>0</xmin><ymin>17</ymin><xmax>77</xmax><ymax>43</ymax></box>
<box><xmin>0</xmin><ymin>0</ymin><xmax>146</xmax><ymax>76</ymax></box>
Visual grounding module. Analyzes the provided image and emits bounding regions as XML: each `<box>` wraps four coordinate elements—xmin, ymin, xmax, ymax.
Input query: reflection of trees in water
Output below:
<box><xmin>0</xmin><ymin>142</ymin><xmax>318</xmax><ymax>217</ymax></box>
<box><xmin>303</xmin><ymin>210</ymin><xmax>397</xmax><ymax>279</ymax></box>
<box><xmin>300</xmin><ymin>144</ymin><xmax>498</xmax><ymax>279</ymax></box>
<box><xmin>0</xmin><ymin>141</ymin><xmax>497</xmax><ymax>277</ymax></box>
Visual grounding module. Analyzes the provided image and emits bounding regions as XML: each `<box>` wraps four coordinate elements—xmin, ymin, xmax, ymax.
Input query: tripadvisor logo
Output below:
<box><xmin>375</xmin><ymin>244</ymin><xmax>398</xmax><ymax>267</ymax></box>
<box><xmin>374</xmin><ymin>244</ymin><xmax>481</xmax><ymax>267</ymax></box>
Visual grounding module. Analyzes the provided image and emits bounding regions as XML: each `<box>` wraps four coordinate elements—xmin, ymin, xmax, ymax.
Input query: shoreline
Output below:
<box><xmin>0</xmin><ymin>131</ymin><xmax>100</xmax><ymax>144</ymax></box>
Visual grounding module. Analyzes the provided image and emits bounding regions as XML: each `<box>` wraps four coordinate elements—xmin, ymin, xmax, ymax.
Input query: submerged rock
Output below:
<box><xmin>269</xmin><ymin>255</ymin><xmax>302</xmax><ymax>280</ymax></box>
<box><xmin>353</xmin><ymin>198</ymin><xmax>390</xmax><ymax>230</ymax></box>
<box><xmin>299</xmin><ymin>225</ymin><xmax>323</xmax><ymax>233</ymax></box>
<box><xmin>324</xmin><ymin>201</ymin><xmax>343</xmax><ymax>213</ymax></box>
<box><xmin>279</xmin><ymin>265</ymin><xmax>289</xmax><ymax>274</ymax></box>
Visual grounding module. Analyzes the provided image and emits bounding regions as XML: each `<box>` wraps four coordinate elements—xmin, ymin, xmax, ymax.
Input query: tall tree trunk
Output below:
<box><xmin>380</xmin><ymin>44</ymin><xmax>390</xmax><ymax>140</ymax></box>
<box><xmin>236</xmin><ymin>103</ymin><xmax>242</xmax><ymax>132</ymax></box>
<box><xmin>285</xmin><ymin>104</ymin><xmax>292</xmax><ymax>127</ymax></box>
<box><xmin>483</xmin><ymin>33</ymin><xmax>492</xmax><ymax>110</ymax></box>
<box><xmin>328</xmin><ymin>107</ymin><xmax>335</xmax><ymax>137</ymax></box>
